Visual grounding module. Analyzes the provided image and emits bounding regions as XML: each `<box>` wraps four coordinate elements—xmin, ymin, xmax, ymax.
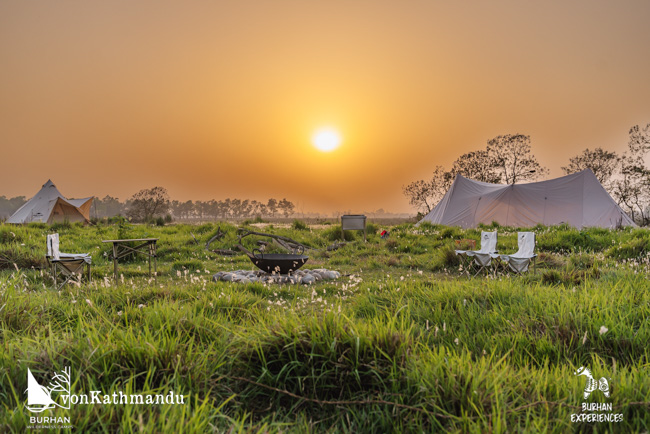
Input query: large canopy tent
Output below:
<box><xmin>7</xmin><ymin>180</ymin><xmax>93</xmax><ymax>225</ymax></box>
<box><xmin>418</xmin><ymin>169</ymin><xmax>635</xmax><ymax>229</ymax></box>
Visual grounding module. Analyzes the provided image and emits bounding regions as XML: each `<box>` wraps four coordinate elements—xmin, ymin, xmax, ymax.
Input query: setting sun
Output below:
<box><xmin>312</xmin><ymin>128</ymin><xmax>341</xmax><ymax>152</ymax></box>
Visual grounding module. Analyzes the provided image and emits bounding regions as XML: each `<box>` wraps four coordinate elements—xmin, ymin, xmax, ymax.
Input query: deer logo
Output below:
<box><xmin>574</xmin><ymin>366</ymin><xmax>610</xmax><ymax>400</ymax></box>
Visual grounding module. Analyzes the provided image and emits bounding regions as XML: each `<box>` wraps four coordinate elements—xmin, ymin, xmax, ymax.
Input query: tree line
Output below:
<box><xmin>100</xmin><ymin>189</ymin><xmax>297</xmax><ymax>222</ymax></box>
<box><xmin>0</xmin><ymin>188</ymin><xmax>296</xmax><ymax>222</ymax></box>
<box><xmin>403</xmin><ymin>125</ymin><xmax>650</xmax><ymax>225</ymax></box>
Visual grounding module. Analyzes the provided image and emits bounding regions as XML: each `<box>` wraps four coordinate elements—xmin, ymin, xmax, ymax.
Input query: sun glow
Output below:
<box><xmin>312</xmin><ymin>128</ymin><xmax>341</xmax><ymax>152</ymax></box>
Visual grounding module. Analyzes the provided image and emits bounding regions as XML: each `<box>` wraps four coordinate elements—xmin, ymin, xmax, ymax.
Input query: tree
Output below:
<box><xmin>94</xmin><ymin>195</ymin><xmax>125</xmax><ymax>218</ymax></box>
<box><xmin>611</xmin><ymin>124</ymin><xmax>650</xmax><ymax>225</ymax></box>
<box><xmin>561</xmin><ymin>147</ymin><xmax>620</xmax><ymax>185</ymax></box>
<box><xmin>266</xmin><ymin>198</ymin><xmax>278</xmax><ymax>218</ymax></box>
<box><xmin>0</xmin><ymin>196</ymin><xmax>26</xmax><ymax>219</ymax></box>
<box><xmin>278</xmin><ymin>198</ymin><xmax>295</xmax><ymax>217</ymax></box>
<box><xmin>402</xmin><ymin>166</ymin><xmax>451</xmax><ymax>213</ymax></box>
<box><xmin>611</xmin><ymin>171</ymin><xmax>646</xmax><ymax>223</ymax></box>
<box><xmin>402</xmin><ymin>179</ymin><xmax>435</xmax><ymax>214</ymax></box>
<box><xmin>126</xmin><ymin>186</ymin><xmax>170</xmax><ymax>222</ymax></box>
<box><xmin>627</xmin><ymin>123</ymin><xmax>650</xmax><ymax>156</ymax></box>
<box><xmin>251</xmin><ymin>200</ymin><xmax>267</xmax><ymax>217</ymax></box>
<box><xmin>486</xmin><ymin>134</ymin><xmax>548</xmax><ymax>184</ymax></box>
<box><xmin>449</xmin><ymin>150</ymin><xmax>502</xmax><ymax>183</ymax></box>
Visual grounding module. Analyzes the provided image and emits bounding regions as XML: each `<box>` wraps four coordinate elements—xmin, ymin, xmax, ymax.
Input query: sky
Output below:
<box><xmin>1</xmin><ymin>0</ymin><xmax>650</xmax><ymax>214</ymax></box>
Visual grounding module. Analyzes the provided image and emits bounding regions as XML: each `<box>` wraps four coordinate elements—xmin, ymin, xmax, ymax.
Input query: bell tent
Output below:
<box><xmin>7</xmin><ymin>180</ymin><xmax>93</xmax><ymax>225</ymax></box>
<box><xmin>418</xmin><ymin>169</ymin><xmax>634</xmax><ymax>229</ymax></box>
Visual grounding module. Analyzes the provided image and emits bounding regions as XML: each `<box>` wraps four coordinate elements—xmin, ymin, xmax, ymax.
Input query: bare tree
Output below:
<box><xmin>611</xmin><ymin>170</ymin><xmax>646</xmax><ymax>223</ymax></box>
<box><xmin>486</xmin><ymin>134</ymin><xmax>548</xmax><ymax>184</ymax></box>
<box><xmin>612</xmin><ymin>124</ymin><xmax>650</xmax><ymax>225</ymax></box>
<box><xmin>449</xmin><ymin>150</ymin><xmax>502</xmax><ymax>183</ymax></box>
<box><xmin>561</xmin><ymin>147</ymin><xmax>620</xmax><ymax>185</ymax></box>
<box><xmin>627</xmin><ymin>123</ymin><xmax>650</xmax><ymax>156</ymax></box>
<box><xmin>403</xmin><ymin>179</ymin><xmax>436</xmax><ymax>214</ymax></box>
<box><xmin>126</xmin><ymin>186</ymin><xmax>170</xmax><ymax>222</ymax></box>
<box><xmin>402</xmin><ymin>166</ymin><xmax>451</xmax><ymax>213</ymax></box>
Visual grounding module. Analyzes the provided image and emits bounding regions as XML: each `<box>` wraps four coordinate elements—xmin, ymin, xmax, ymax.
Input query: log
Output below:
<box><xmin>326</xmin><ymin>242</ymin><xmax>348</xmax><ymax>251</ymax></box>
<box><xmin>205</xmin><ymin>226</ymin><xmax>226</xmax><ymax>250</ymax></box>
<box><xmin>237</xmin><ymin>229</ymin><xmax>316</xmax><ymax>253</ymax></box>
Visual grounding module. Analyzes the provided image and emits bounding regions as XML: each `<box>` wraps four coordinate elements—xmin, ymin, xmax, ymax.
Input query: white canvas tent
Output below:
<box><xmin>7</xmin><ymin>180</ymin><xmax>93</xmax><ymax>224</ymax></box>
<box><xmin>419</xmin><ymin>170</ymin><xmax>635</xmax><ymax>229</ymax></box>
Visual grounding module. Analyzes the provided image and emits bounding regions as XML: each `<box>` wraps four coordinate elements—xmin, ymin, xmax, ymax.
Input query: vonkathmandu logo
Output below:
<box><xmin>25</xmin><ymin>367</ymin><xmax>71</xmax><ymax>413</ymax></box>
<box><xmin>570</xmin><ymin>366</ymin><xmax>623</xmax><ymax>423</ymax></box>
<box><xmin>25</xmin><ymin>366</ymin><xmax>185</xmax><ymax>429</ymax></box>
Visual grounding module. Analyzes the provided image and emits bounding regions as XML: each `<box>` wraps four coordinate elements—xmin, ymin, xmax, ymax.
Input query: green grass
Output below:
<box><xmin>1</xmin><ymin>221</ymin><xmax>649</xmax><ymax>432</ymax></box>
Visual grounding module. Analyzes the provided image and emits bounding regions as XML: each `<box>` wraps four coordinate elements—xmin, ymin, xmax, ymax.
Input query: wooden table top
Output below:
<box><xmin>102</xmin><ymin>238</ymin><xmax>159</xmax><ymax>243</ymax></box>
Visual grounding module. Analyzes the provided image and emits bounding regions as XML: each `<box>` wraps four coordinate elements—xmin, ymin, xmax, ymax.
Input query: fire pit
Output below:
<box><xmin>237</xmin><ymin>245</ymin><xmax>308</xmax><ymax>274</ymax></box>
<box><xmin>236</xmin><ymin>229</ymin><xmax>309</xmax><ymax>274</ymax></box>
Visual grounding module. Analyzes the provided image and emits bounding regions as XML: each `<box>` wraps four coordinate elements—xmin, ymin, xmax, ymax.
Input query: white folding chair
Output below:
<box><xmin>46</xmin><ymin>234</ymin><xmax>92</xmax><ymax>290</ymax></box>
<box><xmin>455</xmin><ymin>231</ymin><xmax>498</xmax><ymax>277</ymax></box>
<box><xmin>499</xmin><ymin>232</ymin><xmax>537</xmax><ymax>274</ymax></box>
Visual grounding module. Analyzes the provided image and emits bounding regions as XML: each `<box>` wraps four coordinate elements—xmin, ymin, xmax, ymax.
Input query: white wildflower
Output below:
<box><xmin>599</xmin><ymin>325</ymin><xmax>608</xmax><ymax>335</ymax></box>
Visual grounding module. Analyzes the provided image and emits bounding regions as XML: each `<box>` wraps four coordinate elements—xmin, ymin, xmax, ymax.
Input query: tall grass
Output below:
<box><xmin>1</xmin><ymin>221</ymin><xmax>649</xmax><ymax>432</ymax></box>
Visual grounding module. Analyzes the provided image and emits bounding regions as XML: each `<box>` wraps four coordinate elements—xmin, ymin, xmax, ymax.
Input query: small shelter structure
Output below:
<box><xmin>7</xmin><ymin>180</ymin><xmax>93</xmax><ymax>224</ymax></box>
<box><xmin>418</xmin><ymin>170</ymin><xmax>634</xmax><ymax>229</ymax></box>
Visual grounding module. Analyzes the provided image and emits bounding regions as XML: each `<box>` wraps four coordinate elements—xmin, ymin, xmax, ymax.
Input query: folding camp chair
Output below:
<box><xmin>499</xmin><ymin>232</ymin><xmax>537</xmax><ymax>274</ymax></box>
<box><xmin>455</xmin><ymin>231</ymin><xmax>498</xmax><ymax>277</ymax></box>
<box><xmin>46</xmin><ymin>234</ymin><xmax>92</xmax><ymax>290</ymax></box>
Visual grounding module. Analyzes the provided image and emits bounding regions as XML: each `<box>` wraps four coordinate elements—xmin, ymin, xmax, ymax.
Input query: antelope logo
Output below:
<box><xmin>574</xmin><ymin>366</ymin><xmax>610</xmax><ymax>400</ymax></box>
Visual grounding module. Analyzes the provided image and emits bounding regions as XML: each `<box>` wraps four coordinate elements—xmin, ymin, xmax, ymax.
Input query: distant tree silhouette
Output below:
<box><xmin>402</xmin><ymin>166</ymin><xmax>450</xmax><ymax>213</ymax></box>
<box><xmin>266</xmin><ymin>198</ymin><xmax>278</xmax><ymax>217</ymax></box>
<box><xmin>278</xmin><ymin>198</ymin><xmax>295</xmax><ymax>217</ymax></box>
<box><xmin>486</xmin><ymin>134</ymin><xmax>548</xmax><ymax>184</ymax></box>
<box><xmin>449</xmin><ymin>150</ymin><xmax>502</xmax><ymax>183</ymax></box>
<box><xmin>126</xmin><ymin>186</ymin><xmax>170</xmax><ymax>222</ymax></box>
<box><xmin>94</xmin><ymin>195</ymin><xmax>126</xmax><ymax>218</ymax></box>
<box><xmin>561</xmin><ymin>147</ymin><xmax>619</xmax><ymax>185</ymax></box>
<box><xmin>612</xmin><ymin>124</ymin><xmax>650</xmax><ymax>224</ymax></box>
<box><xmin>0</xmin><ymin>196</ymin><xmax>26</xmax><ymax>219</ymax></box>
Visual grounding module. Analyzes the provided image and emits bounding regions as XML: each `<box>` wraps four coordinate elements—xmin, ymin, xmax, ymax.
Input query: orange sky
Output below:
<box><xmin>2</xmin><ymin>1</ymin><xmax>650</xmax><ymax>214</ymax></box>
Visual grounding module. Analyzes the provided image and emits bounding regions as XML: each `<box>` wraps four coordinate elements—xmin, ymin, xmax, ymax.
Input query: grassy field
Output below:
<box><xmin>1</xmin><ymin>220</ymin><xmax>649</xmax><ymax>432</ymax></box>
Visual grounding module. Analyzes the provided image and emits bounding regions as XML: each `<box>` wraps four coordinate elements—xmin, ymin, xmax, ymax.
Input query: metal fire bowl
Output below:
<box><xmin>248</xmin><ymin>254</ymin><xmax>308</xmax><ymax>275</ymax></box>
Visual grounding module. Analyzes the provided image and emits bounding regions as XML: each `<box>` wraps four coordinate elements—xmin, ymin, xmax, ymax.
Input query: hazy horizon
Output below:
<box><xmin>2</xmin><ymin>1</ymin><xmax>649</xmax><ymax>213</ymax></box>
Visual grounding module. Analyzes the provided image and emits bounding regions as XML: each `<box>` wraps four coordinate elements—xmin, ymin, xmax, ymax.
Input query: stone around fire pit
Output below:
<box><xmin>213</xmin><ymin>268</ymin><xmax>341</xmax><ymax>285</ymax></box>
